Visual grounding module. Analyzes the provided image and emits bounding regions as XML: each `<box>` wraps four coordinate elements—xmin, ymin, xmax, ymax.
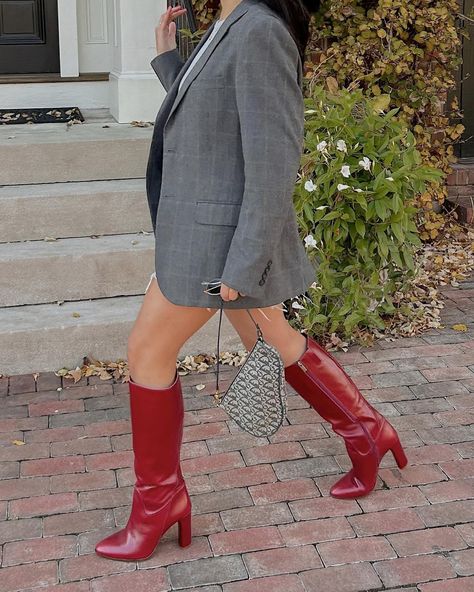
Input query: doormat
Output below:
<box><xmin>0</xmin><ymin>107</ymin><xmax>84</xmax><ymax>125</ymax></box>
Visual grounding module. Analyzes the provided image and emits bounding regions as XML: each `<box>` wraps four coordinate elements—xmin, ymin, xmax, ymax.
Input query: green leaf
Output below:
<box><xmin>355</xmin><ymin>219</ymin><xmax>366</xmax><ymax>237</ymax></box>
<box><xmin>391</xmin><ymin>222</ymin><xmax>404</xmax><ymax>242</ymax></box>
<box><xmin>402</xmin><ymin>248</ymin><xmax>415</xmax><ymax>271</ymax></box>
<box><xmin>321</xmin><ymin>211</ymin><xmax>341</xmax><ymax>221</ymax></box>
<box><xmin>375</xmin><ymin>199</ymin><xmax>388</xmax><ymax>220</ymax></box>
<box><xmin>313</xmin><ymin>314</ymin><xmax>328</xmax><ymax>324</ymax></box>
<box><xmin>303</xmin><ymin>201</ymin><xmax>314</xmax><ymax>222</ymax></box>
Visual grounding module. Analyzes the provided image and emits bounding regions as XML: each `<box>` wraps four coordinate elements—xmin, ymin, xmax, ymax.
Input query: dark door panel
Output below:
<box><xmin>457</xmin><ymin>0</ymin><xmax>474</xmax><ymax>158</ymax></box>
<box><xmin>0</xmin><ymin>0</ymin><xmax>59</xmax><ymax>74</ymax></box>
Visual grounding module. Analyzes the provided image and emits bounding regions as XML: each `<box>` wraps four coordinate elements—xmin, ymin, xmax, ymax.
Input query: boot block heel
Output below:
<box><xmin>178</xmin><ymin>512</ymin><xmax>192</xmax><ymax>548</ymax></box>
<box><xmin>390</xmin><ymin>435</ymin><xmax>408</xmax><ymax>468</ymax></box>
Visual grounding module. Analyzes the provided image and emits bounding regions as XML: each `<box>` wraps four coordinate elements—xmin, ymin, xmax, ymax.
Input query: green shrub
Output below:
<box><xmin>292</xmin><ymin>85</ymin><xmax>444</xmax><ymax>340</ymax></box>
<box><xmin>305</xmin><ymin>0</ymin><xmax>465</xmax><ymax>240</ymax></box>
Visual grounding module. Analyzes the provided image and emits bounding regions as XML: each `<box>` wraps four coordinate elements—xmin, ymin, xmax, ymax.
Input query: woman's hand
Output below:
<box><xmin>220</xmin><ymin>283</ymin><xmax>246</xmax><ymax>302</ymax></box>
<box><xmin>155</xmin><ymin>4</ymin><xmax>187</xmax><ymax>56</ymax></box>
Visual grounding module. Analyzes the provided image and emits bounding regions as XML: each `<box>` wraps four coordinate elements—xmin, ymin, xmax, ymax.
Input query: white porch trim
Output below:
<box><xmin>58</xmin><ymin>0</ymin><xmax>80</xmax><ymax>78</ymax></box>
<box><xmin>0</xmin><ymin>81</ymin><xmax>109</xmax><ymax>111</ymax></box>
<box><xmin>108</xmin><ymin>0</ymin><xmax>166</xmax><ymax>122</ymax></box>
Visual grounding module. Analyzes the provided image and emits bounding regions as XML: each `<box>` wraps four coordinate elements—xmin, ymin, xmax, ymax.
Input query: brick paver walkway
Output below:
<box><xmin>1</xmin><ymin>280</ymin><xmax>473</xmax><ymax>592</ymax></box>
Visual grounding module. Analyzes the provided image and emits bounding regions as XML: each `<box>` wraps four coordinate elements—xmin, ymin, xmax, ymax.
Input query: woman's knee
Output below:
<box><xmin>126</xmin><ymin>325</ymin><xmax>178</xmax><ymax>371</ymax></box>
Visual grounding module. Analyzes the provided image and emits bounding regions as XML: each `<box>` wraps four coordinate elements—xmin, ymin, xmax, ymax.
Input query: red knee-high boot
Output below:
<box><xmin>95</xmin><ymin>370</ymin><xmax>192</xmax><ymax>561</ymax></box>
<box><xmin>284</xmin><ymin>335</ymin><xmax>408</xmax><ymax>499</ymax></box>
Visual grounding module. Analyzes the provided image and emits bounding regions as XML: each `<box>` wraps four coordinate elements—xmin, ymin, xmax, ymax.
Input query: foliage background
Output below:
<box><xmin>293</xmin><ymin>86</ymin><xmax>444</xmax><ymax>342</ymax></box>
<box><xmin>302</xmin><ymin>0</ymin><xmax>467</xmax><ymax>240</ymax></box>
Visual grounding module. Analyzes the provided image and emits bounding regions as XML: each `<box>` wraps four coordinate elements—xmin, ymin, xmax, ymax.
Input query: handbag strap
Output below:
<box><xmin>214</xmin><ymin>297</ymin><xmax>262</xmax><ymax>401</ymax></box>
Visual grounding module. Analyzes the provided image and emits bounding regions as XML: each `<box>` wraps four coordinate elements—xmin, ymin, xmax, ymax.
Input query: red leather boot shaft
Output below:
<box><xmin>95</xmin><ymin>372</ymin><xmax>192</xmax><ymax>560</ymax></box>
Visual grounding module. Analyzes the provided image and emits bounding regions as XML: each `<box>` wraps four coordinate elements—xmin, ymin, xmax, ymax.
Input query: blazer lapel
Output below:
<box><xmin>165</xmin><ymin>0</ymin><xmax>254</xmax><ymax>125</ymax></box>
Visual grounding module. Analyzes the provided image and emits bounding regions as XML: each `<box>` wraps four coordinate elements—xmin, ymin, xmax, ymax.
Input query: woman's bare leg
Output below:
<box><xmin>127</xmin><ymin>274</ymin><xmax>218</xmax><ymax>388</ymax></box>
<box><xmin>224</xmin><ymin>303</ymin><xmax>307</xmax><ymax>366</ymax></box>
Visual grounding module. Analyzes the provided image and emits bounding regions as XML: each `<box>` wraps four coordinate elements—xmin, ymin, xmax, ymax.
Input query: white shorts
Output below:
<box><xmin>144</xmin><ymin>270</ymin><xmax>287</xmax><ymax>315</ymax></box>
<box><xmin>145</xmin><ymin>271</ymin><xmax>157</xmax><ymax>294</ymax></box>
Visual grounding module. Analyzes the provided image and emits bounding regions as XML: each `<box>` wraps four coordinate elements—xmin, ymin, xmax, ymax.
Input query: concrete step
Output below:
<box><xmin>0</xmin><ymin>296</ymin><xmax>242</xmax><ymax>375</ymax></box>
<box><xmin>0</xmin><ymin>122</ymin><xmax>153</xmax><ymax>185</ymax></box>
<box><xmin>0</xmin><ymin>233</ymin><xmax>155</xmax><ymax>306</ymax></box>
<box><xmin>0</xmin><ymin>179</ymin><xmax>152</xmax><ymax>242</ymax></box>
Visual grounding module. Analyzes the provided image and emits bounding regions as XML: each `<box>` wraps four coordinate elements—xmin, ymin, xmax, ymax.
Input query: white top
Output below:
<box><xmin>178</xmin><ymin>19</ymin><xmax>225</xmax><ymax>92</ymax></box>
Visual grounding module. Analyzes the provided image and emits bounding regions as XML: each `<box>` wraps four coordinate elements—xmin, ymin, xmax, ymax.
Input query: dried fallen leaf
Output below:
<box><xmin>348</xmin><ymin>222</ymin><xmax>474</xmax><ymax>346</ymax></box>
<box><xmin>130</xmin><ymin>120</ymin><xmax>153</xmax><ymax>127</ymax></box>
<box><xmin>69</xmin><ymin>367</ymin><xmax>83</xmax><ymax>383</ymax></box>
<box><xmin>452</xmin><ymin>324</ymin><xmax>468</xmax><ymax>332</ymax></box>
<box><xmin>12</xmin><ymin>440</ymin><xmax>25</xmax><ymax>446</ymax></box>
<box><xmin>195</xmin><ymin>384</ymin><xmax>206</xmax><ymax>391</ymax></box>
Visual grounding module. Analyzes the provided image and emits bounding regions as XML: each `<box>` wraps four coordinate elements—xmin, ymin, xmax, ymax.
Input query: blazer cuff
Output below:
<box><xmin>150</xmin><ymin>48</ymin><xmax>184</xmax><ymax>91</ymax></box>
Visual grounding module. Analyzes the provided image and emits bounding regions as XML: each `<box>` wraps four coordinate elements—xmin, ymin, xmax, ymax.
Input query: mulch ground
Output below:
<box><xmin>1</xmin><ymin>278</ymin><xmax>473</xmax><ymax>592</ymax></box>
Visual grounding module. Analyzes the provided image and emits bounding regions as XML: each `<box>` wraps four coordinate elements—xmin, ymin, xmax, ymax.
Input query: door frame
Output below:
<box><xmin>57</xmin><ymin>0</ymin><xmax>79</xmax><ymax>77</ymax></box>
<box><xmin>452</xmin><ymin>0</ymin><xmax>474</xmax><ymax>160</ymax></box>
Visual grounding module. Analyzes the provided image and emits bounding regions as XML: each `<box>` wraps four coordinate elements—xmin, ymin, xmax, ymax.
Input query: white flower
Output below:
<box><xmin>305</xmin><ymin>109</ymin><xmax>317</xmax><ymax>114</ymax></box>
<box><xmin>341</xmin><ymin>165</ymin><xmax>351</xmax><ymax>178</ymax></box>
<box><xmin>336</xmin><ymin>139</ymin><xmax>347</xmax><ymax>152</ymax></box>
<box><xmin>316</xmin><ymin>205</ymin><xmax>328</xmax><ymax>210</ymax></box>
<box><xmin>305</xmin><ymin>179</ymin><xmax>317</xmax><ymax>192</ymax></box>
<box><xmin>337</xmin><ymin>183</ymin><xmax>350</xmax><ymax>191</ymax></box>
<box><xmin>304</xmin><ymin>234</ymin><xmax>317</xmax><ymax>249</ymax></box>
<box><xmin>354</xmin><ymin>188</ymin><xmax>363</xmax><ymax>192</ymax></box>
<box><xmin>359</xmin><ymin>157</ymin><xmax>372</xmax><ymax>171</ymax></box>
<box><xmin>292</xmin><ymin>301</ymin><xmax>306</xmax><ymax>310</ymax></box>
<box><xmin>317</xmin><ymin>140</ymin><xmax>328</xmax><ymax>152</ymax></box>
<box><xmin>386</xmin><ymin>176</ymin><xmax>394</xmax><ymax>181</ymax></box>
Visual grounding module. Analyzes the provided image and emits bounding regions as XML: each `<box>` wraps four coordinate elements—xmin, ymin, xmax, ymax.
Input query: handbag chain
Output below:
<box><xmin>214</xmin><ymin>296</ymin><xmax>262</xmax><ymax>403</ymax></box>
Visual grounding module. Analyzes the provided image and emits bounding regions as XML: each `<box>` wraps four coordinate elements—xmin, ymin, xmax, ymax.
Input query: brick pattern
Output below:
<box><xmin>446</xmin><ymin>163</ymin><xmax>474</xmax><ymax>225</ymax></box>
<box><xmin>0</xmin><ymin>280</ymin><xmax>473</xmax><ymax>590</ymax></box>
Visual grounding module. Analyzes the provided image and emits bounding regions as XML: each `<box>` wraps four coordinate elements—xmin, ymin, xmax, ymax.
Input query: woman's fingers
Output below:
<box><xmin>220</xmin><ymin>283</ymin><xmax>240</xmax><ymax>302</ymax></box>
<box><xmin>156</xmin><ymin>5</ymin><xmax>187</xmax><ymax>53</ymax></box>
<box><xmin>158</xmin><ymin>5</ymin><xmax>186</xmax><ymax>29</ymax></box>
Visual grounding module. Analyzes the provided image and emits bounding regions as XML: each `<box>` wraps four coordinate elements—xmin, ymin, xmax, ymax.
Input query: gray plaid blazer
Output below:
<box><xmin>146</xmin><ymin>0</ymin><xmax>316</xmax><ymax>309</ymax></box>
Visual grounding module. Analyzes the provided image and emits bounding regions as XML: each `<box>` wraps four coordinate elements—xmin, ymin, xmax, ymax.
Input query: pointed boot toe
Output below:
<box><xmin>329</xmin><ymin>469</ymin><xmax>371</xmax><ymax>499</ymax></box>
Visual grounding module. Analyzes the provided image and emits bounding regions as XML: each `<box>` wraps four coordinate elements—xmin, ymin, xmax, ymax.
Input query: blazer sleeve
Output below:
<box><xmin>220</xmin><ymin>17</ymin><xmax>305</xmax><ymax>298</ymax></box>
<box><xmin>150</xmin><ymin>48</ymin><xmax>185</xmax><ymax>92</ymax></box>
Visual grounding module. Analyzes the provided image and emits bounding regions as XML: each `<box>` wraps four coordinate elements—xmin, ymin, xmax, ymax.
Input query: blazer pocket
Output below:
<box><xmin>194</xmin><ymin>200</ymin><xmax>241</xmax><ymax>227</ymax></box>
<box><xmin>192</xmin><ymin>74</ymin><xmax>226</xmax><ymax>89</ymax></box>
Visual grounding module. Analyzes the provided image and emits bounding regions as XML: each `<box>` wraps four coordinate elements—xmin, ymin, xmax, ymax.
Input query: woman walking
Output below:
<box><xmin>95</xmin><ymin>0</ymin><xmax>408</xmax><ymax>562</ymax></box>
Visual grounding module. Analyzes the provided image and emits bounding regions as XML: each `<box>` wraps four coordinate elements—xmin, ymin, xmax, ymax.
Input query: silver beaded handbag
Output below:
<box><xmin>207</xmin><ymin>284</ymin><xmax>288</xmax><ymax>438</ymax></box>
